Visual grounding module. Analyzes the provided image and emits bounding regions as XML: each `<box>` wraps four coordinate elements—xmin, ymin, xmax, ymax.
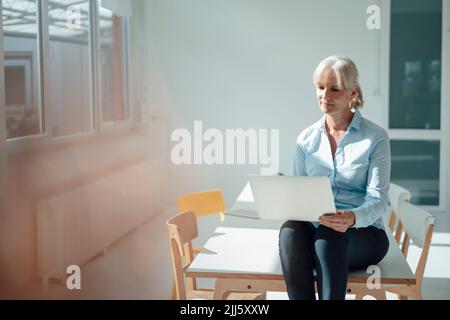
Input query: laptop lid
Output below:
<box><xmin>248</xmin><ymin>175</ymin><xmax>336</xmax><ymax>221</ymax></box>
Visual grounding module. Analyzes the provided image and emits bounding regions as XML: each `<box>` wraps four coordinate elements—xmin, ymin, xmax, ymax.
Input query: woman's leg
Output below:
<box><xmin>347</xmin><ymin>226</ymin><xmax>390</xmax><ymax>271</ymax></box>
<box><xmin>279</xmin><ymin>220</ymin><xmax>317</xmax><ymax>300</ymax></box>
<box><xmin>313</xmin><ymin>225</ymin><xmax>390</xmax><ymax>300</ymax></box>
<box><xmin>313</xmin><ymin>225</ymin><xmax>349</xmax><ymax>300</ymax></box>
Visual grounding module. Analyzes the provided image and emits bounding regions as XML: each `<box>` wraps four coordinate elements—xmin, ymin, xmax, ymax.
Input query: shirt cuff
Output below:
<box><xmin>351</xmin><ymin>207</ymin><xmax>367</xmax><ymax>229</ymax></box>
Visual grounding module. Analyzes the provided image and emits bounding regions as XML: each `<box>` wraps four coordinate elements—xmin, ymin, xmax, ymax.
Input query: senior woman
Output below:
<box><xmin>279</xmin><ymin>55</ymin><xmax>390</xmax><ymax>300</ymax></box>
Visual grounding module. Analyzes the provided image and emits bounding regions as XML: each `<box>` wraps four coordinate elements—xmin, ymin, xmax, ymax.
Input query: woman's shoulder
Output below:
<box><xmin>296</xmin><ymin>118</ymin><xmax>323</xmax><ymax>145</ymax></box>
<box><xmin>360</xmin><ymin>115</ymin><xmax>389</xmax><ymax>140</ymax></box>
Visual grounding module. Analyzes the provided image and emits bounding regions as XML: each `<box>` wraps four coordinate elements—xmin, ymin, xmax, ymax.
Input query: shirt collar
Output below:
<box><xmin>349</xmin><ymin>109</ymin><xmax>362</xmax><ymax>131</ymax></box>
<box><xmin>314</xmin><ymin>109</ymin><xmax>362</xmax><ymax>132</ymax></box>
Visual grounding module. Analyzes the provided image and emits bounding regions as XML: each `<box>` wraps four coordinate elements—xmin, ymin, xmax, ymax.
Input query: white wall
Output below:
<box><xmin>141</xmin><ymin>0</ymin><xmax>387</xmax><ymax>206</ymax></box>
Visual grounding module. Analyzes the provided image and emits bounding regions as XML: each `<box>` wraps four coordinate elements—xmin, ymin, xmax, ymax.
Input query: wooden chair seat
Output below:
<box><xmin>348</xmin><ymin>202</ymin><xmax>434</xmax><ymax>300</ymax></box>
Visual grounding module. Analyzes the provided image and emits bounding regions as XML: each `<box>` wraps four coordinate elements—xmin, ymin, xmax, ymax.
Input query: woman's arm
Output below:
<box><xmin>351</xmin><ymin>133</ymin><xmax>391</xmax><ymax>229</ymax></box>
<box><xmin>293</xmin><ymin>143</ymin><xmax>307</xmax><ymax>176</ymax></box>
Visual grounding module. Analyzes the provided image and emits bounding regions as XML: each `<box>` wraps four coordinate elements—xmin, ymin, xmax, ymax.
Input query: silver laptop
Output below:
<box><xmin>248</xmin><ymin>175</ymin><xmax>336</xmax><ymax>221</ymax></box>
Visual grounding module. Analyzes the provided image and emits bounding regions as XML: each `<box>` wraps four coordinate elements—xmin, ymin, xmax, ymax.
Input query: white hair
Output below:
<box><xmin>313</xmin><ymin>55</ymin><xmax>364</xmax><ymax>109</ymax></box>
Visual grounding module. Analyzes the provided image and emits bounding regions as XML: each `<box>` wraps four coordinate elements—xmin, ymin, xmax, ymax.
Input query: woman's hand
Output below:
<box><xmin>319</xmin><ymin>210</ymin><xmax>356</xmax><ymax>233</ymax></box>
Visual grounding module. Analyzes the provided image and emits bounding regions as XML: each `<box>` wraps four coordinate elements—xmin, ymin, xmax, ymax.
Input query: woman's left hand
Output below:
<box><xmin>319</xmin><ymin>210</ymin><xmax>356</xmax><ymax>233</ymax></box>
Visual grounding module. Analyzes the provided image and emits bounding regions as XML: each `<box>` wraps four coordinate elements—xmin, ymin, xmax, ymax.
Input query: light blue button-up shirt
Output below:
<box><xmin>294</xmin><ymin>110</ymin><xmax>390</xmax><ymax>229</ymax></box>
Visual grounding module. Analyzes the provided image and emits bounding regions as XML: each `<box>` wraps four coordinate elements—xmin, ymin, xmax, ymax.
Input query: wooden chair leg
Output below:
<box><xmin>370</xmin><ymin>290</ymin><xmax>386</xmax><ymax>300</ymax></box>
<box><xmin>355</xmin><ymin>293</ymin><xmax>365</xmax><ymax>300</ymax></box>
<box><xmin>214</xmin><ymin>278</ymin><xmax>230</xmax><ymax>300</ymax></box>
<box><xmin>171</xmin><ymin>280</ymin><xmax>177</xmax><ymax>300</ymax></box>
<box><xmin>388</xmin><ymin>210</ymin><xmax>396</xmax><ymax>232</ymax></box>
<box><xmin>414</xmin><ymin>290</ymin><xmax>423</xmax><ymax>300</ymax></box>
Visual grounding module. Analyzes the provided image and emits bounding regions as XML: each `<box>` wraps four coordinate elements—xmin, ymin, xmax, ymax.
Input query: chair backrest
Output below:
<box><xmin>388</xmin><ymin>183</ymin><xmax>412</xmax><ymax>238</ymax></box>
<box><xmin>398</xmin><ymin>201</ymin><xmax>434</xmax><ymax>249</ymax></box>
<box><xmin>389</xmin><ymin>183</ymin><xmax>412</xmax><ymax>213</ymax></box>
<box><xmin>167</xmin><ymin>211</ymin><xmax>199</xmax><ymax>299</ymax></box>
<box><xmin>177</xmin><ymin>189</ymin><xmax>226</xmax><ymax>221</ymax></box>
<box><xmin>398</xmin><ymin>201</ymin><xmax>434</xmax><ymax>287</ymax></box>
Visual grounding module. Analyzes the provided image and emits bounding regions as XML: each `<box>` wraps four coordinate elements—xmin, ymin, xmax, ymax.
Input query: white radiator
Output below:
<box><xmin>37</xmin><ymin>161</ymin><xmax>166</xmax><ymax>280</ymax></box>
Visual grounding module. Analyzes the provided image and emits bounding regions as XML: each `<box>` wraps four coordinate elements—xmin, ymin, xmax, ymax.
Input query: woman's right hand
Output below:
<box><xmin>319</xmin><ymin>210</ymin><xmax>355</xmax><ymax>233</ymax></box>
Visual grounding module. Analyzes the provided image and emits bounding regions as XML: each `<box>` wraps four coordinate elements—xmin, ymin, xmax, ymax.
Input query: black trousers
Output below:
<box><xmin>278</xmin><ymin>221</ymin><xmax>389</xmax><ymax>300</ymax></box>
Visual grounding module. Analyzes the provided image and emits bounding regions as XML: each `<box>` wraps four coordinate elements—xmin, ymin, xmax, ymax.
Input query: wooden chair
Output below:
<box><xmin>384</xmin><ymin>201</ymin><xmax>435</xmax><ymax>299</ymax></box>
<box><xmin>387</xmin><ymin>183</ymin><xmax>411</xmax><ymax>244</ymax></box>
<box><xmin>167</xmin><ymin>211</ymin><xmax>264</xmax><ymax>300</ymax></box>
<box><xmin>171</xmin><ymin>189</ymin><xmax>226</xmax><ymax>297</ymax></box>
<box><xmin>177</xmin><ymin>189</ymin><xmax>226</xmax><ymax>222</ymax></box>
<box><xmin>350</xmin><ymin>201</ymin><xmax>434</xmax><ymax>300</ymax></box>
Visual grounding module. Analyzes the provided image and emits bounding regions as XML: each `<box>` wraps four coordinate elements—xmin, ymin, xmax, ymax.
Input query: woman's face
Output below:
<box><xmin>315</xmin><ymin>68</ymin><xmax>355</xmax><ymax>116</ymax></box>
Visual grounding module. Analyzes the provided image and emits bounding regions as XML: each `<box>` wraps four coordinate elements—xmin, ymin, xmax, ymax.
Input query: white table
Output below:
<box><xmin>186</xmin><ymin>184</ymin><xmax>416</xmax><ymax>299</ymax></box>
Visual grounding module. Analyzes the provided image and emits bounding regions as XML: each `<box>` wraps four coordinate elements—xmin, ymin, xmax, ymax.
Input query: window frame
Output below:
<box><xmin>0</xmin><ymin>0</ymin><xmax>132</xmax><ymax>147</ymax></box>
<box><xmin>2</xmin><ymin>0</ymin><xmax>46</xmax><ymax>142</ymax></box>
<box><xmin>4</xmin><ymin>52</ymin><xmax>33</xmax><ymax>110</ymax></box>
<box><xmin>97</xmin><ymin>2</ymin><xmax>131</xmax><ymax>129</ymax></box>
<box><xmin>380</xmin><ymin>0</ymin><xmax>450</xmax><ymax>213</ymax></box>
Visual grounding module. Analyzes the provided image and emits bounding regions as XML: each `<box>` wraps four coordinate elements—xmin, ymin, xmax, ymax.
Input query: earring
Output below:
<box><xmin>348</xmin><ymin>99</ymin><xmax>354</xmax><ymax>109</ymax></box>
<box><xmin>348</xmin><ymin>97</ymin><xmax>357</xmax><ymax>111</ymax></box>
